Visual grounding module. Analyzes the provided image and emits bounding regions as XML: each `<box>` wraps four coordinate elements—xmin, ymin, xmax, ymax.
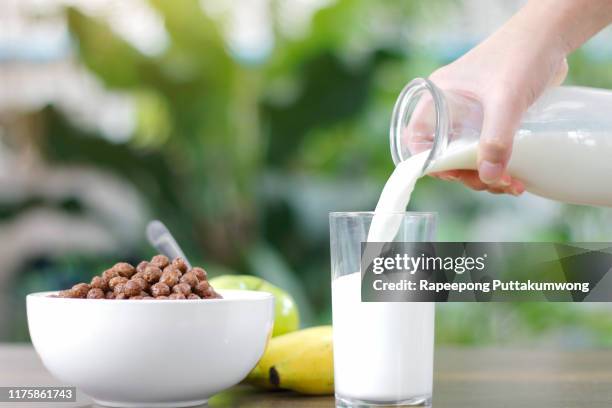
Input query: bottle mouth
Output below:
<box><xmin>389</xmin><ymin>78</ymin><xmax>449</xmax><ymax>173</ymax></box>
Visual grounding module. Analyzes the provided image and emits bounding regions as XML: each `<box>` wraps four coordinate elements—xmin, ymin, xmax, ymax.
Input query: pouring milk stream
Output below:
<box><xmin>332</xmin><ymin>78</ymin><xmax>612</xmax><ymax>403</ymax></box>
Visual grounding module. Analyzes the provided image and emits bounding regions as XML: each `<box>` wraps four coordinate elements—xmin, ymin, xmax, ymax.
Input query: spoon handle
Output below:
<box><xmin>146</xmin><ymin>220</ymin><xmax>192</xmax><ymax>269</ymax></box>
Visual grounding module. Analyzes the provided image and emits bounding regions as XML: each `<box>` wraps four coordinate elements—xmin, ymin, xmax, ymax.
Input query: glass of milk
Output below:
<box><xmin>330</xmin><ymin>212</ymin><xmax>436</xmax><ymax>407</ymax></box>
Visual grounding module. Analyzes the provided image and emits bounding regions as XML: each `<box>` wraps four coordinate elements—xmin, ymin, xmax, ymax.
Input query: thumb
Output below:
<box><xmin>549</xmin><ymin>57</ymin><xmax>568</xmax><ymax>87</ymax></box>
<box><xmin>477</xmin><ymin>93</ymin><xmax>524</xmax><ymax>184</ymax></box>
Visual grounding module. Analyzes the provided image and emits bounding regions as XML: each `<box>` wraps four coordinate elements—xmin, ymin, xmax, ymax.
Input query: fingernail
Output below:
<box><xmin>499</xmin><ymin>174</ymin><xmax>512</xmax><ymax>187</ymax></box>
<box><xmin>510</xmin><ymin>181</ymin><xmax>525</xmax><ymax>196</ymax></box>
<box><xmin>478</xmin><ymin>161</ymin><xmax>503</xmax><ymax>184</ymax></box>
<box><xmin>491</xmin><ymin>177</ymin><xmax>511</xmax><ymax>189</ymax></box>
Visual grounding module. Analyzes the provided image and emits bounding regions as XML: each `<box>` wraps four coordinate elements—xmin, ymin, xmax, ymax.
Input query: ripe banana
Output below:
<box><xmin>246</xmin><ymin>325</ymin><xmax>334</xmax><ymax>395</ymax></box>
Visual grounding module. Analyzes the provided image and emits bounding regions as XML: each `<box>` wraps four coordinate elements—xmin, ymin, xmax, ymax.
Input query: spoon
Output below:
<box><xmin>146</xmin><ymin>220</ymin><xmax>192</xmax><ymax>269</ymax></box>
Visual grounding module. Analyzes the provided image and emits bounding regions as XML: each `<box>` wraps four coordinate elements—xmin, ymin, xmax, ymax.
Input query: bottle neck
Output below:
<box><xmin>390</xmin><ymin>78</ymin><xmax>483</xmax><ymax>174</ymax></box>
<box><xmin>390</xmin><ymin>78</ymin><xmax>450</xmax><ymax>174</ymax></box>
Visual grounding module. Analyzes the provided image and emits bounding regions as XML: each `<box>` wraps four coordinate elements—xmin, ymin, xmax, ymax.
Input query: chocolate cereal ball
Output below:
<box><xmin>113</xmin><ymin>262</ymin><xmax>136</xmax><ymax>279</ymax></box>
<box><xmin>150</xmin><ymin>254</ymin><xmax>170</xmax><ymax>269</ymax></box>
<box><xmin>171</xmin><ymin>257</ymin><xmax>188</xmax><ymax>273</ymax></box>
<box><xmin>180</xmin><ymin>272</ymin><xmax>198</xmax><ymax>289</ymax></box>
<box><xmin>72</xmin><ymin>283</ymin><xmax>91</xmax><ymax>298</ymax></box>
<box><xmin>159</xmin><ymin>268</ymin><xmax>181</xmax><ymax>287</ymax></box>
<box><xmin>187</xmin><ymin>293</ymin><xmax>201</xmax><ymax>300</ymax></box>
<box><xmin>136</xmin><ymin>261</ymin><xmax>149</xmax><ymax>274</ymax></box>
<box><xmin>151</xmin><ymin>282</ymin><xmax>170</xmax><ymax>297</ymax></box>
<box><xmin>131</xmin><ymin>271</ymin><xmax>145</xmax><ymax>282</ymax></box>
<box><xmin>201</xmin><ymin>288</ymin><xmax>215</xmax><ymax>299</ymax></box>
<box><xmin>58</xmin><ymin>289</ymin><xmax>76</xmax><ymax>298</ymax></box>
<box><xmin>172</xmin><ymin>283</ymin><xmax>191</xmax><ymax>296</ymax></box>
<box><xmin>169</xmin><ymin>293</ymin><xmax>186</xmax><ymax>300</ymax></box>
<box><xmin>143</xmin><ymin>265</ymin><xmax>162</xmax><ymax>284</ymax></box>
<box><xmin>196</xmin><ymin>282</ymin><xmax>221</xmax><ymax>299</ymax></box>
<box><xmin>87</xmin><ymin>288</ymin><xmax>105</xmax><ymax>299</ymax></box>
<box><xmin>190</xmin><ymin>267</ymin><xmax>207</xmax><ymax>282</ymax></box>
<box><xmin>102</xmin><ymin>268</ymin><xmax>119</xmax><ymax>282</ymax></box>
<box><xmin>105</xmin><ymin>291</ymin><xmax>116</xmax><ymax>299</ymax></box>
<box><xmin>205</xmin><ymin>288</ymin><xmax>222</xmax><ymax>299</ymax></box>
<box><xmin>123</xmin><ymin>280</ymin><xmax>142</xmax><ymax>297</ymax></box>
<box><xmin>193</xmin><ymin>281</ymin><xmax>210</xmax><ymax>297</ymax></box>
<box><xmin>109</xmin><ymin>276</ymin><xmax>128</xmax><ymax>290</ymax></box>
<box><xmin>90</xmin><ymin>276</ymin><xmax>108</xmax><ymax>291</ymax></box>
<box><xmin>131</xmin><ymin>276</ymin><xmax>149</xmax><ymax>291</ymax></box>
<box><xmin>115</xmin><ymin>293</ymin><xmax>128</xmax><ymax>300</ymax></box>
<box><xmin>114</xmin><ymin>283</ymin><xmax>127</xmax><ymax>296</ymax></box>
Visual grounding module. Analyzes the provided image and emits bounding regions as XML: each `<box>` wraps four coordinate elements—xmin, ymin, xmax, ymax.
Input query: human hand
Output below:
<box><xmin>426</xmin><ymin>4</ymin><xmax>570</xmax><ymax>195</ymax></box>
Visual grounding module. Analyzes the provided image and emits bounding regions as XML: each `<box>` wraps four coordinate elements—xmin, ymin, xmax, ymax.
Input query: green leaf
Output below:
<box><xmin>66</xmin><ymin>8</ymin><xmax>148</xmax><ymax>88</ymax></box>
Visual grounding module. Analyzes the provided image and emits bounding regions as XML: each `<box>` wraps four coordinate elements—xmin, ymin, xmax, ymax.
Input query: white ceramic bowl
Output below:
<box><xmin>27</xmin><ymin>290</ymin><xmax>274</xmax><ymax>407</ymax></box>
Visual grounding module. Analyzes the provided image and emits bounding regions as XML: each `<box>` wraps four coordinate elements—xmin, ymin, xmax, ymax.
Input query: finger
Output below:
<box><xmin>429</xmin><ymin>171</ymin><xmax>446</xmax><ymax>179</ymax></box>
<box><xmin>486</xmin><ymin>187</ymin><xmax>507</xmax><ymax>195</ymax></box>
<box><xmin>452</xmin><ymin>170</ymin><xmax>479</xmax><ymax>181</ymax></box>
<box><xmin>477</xmin><ymin>92</ymin><xmax>524</xmax><ymax>184</ymax></box>
<box><xmin>404</xmin><ymin>93</ymin><xmax>436</xmax><ymax>154</ymax></box>
<box><xmin>432</xmin><ymin>168</ymin><xmax>525</xmax><ymax>196</ymax></box>
<box><xmin>486</xmin><ymin>173</ymin><xmax>512</xmax><ymax>189</ymax></box>
<box><xmin>455</xmin><ymin>170</ymin><xmax>488</xmax><ymax>191</ymax></box>
<box><xmin>455</xmin><ymin>170</ymin><xmax>527</xmax><ymax>197</ymax></box>
<box><xmin>486</xmin><ymin>178</ymin><xmax>526</xmax><ymax>196</ymax></box>
<box><xmin>509</xmin><ymin>179</ymin><xmax>526</xmax><ymax>196</ymax></box>
<box><xmin>429</xmin><ymin>170</ymin><xmax>461</xmax><ymax>181</ymax></box>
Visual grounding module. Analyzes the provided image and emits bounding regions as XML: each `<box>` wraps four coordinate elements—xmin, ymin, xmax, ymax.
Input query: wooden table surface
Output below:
<box><xmin>1</xmin><ymin>344</ymin><xmax>612</xmax><ymax>407</ymax></box>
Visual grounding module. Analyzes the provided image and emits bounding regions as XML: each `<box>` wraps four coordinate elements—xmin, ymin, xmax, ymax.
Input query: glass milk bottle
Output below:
<box><xmin>390</xmin><ymin>78</ymin><xmax>612</xmax><ymax>207</ymax></box>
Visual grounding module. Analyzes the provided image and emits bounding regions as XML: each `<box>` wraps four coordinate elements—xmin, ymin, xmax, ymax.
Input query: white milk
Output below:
<box><xmin>332</xmin><ymin>273</ymin><xmax>434</xmax><ymax>403</ymax></box>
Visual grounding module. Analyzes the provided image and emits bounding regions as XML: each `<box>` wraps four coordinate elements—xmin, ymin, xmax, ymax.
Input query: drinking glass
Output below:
<box><xmin>330</xmin><ymin>212</ymin><xmax>436</xmax><ymax>407</ymax></box>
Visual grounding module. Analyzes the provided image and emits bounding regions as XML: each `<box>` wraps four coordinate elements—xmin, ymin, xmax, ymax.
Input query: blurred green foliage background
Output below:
<box><xmin>3</xmin><ymin>0</ymin><xmax>612</xmax><ymax>346</ymax></box>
